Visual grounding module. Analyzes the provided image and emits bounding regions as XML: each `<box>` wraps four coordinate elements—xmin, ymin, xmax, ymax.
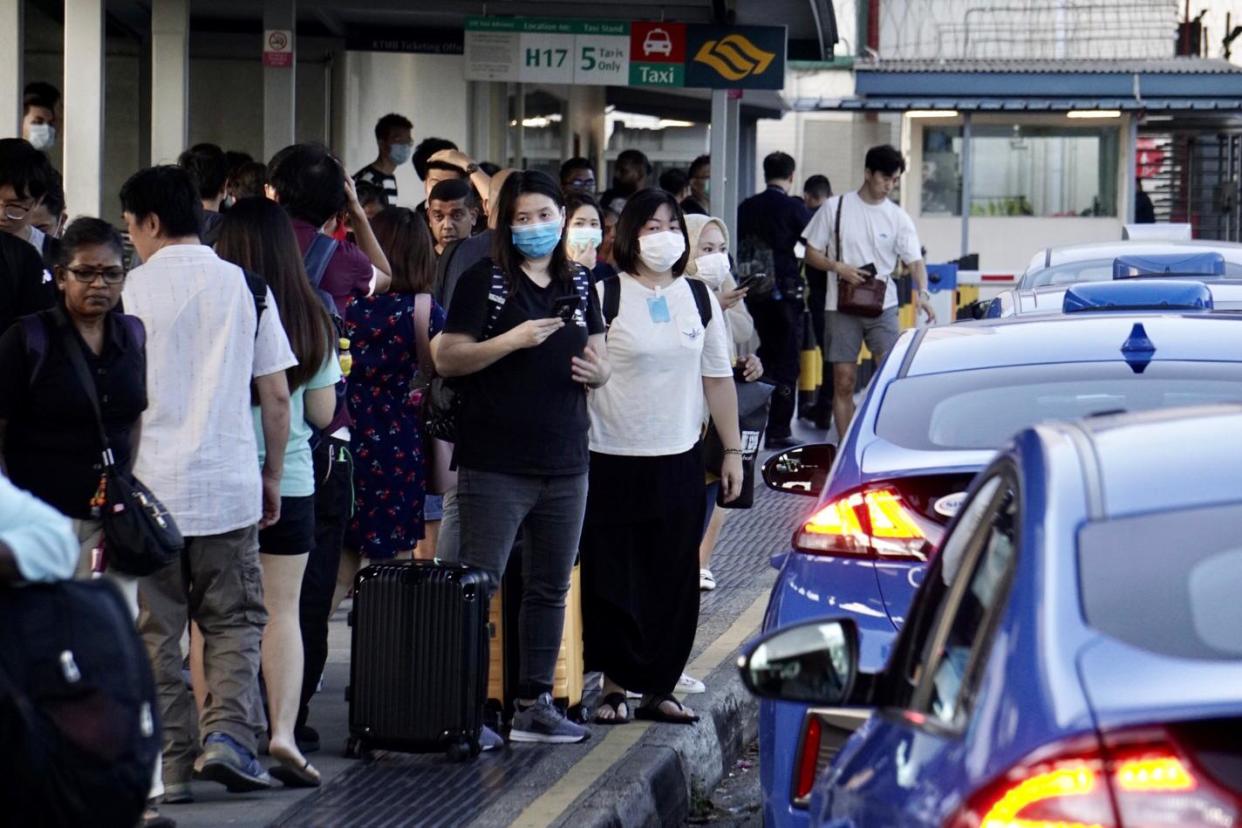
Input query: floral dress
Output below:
<box><xmin>344</xmin><ymin>292</ymin><xmax>445</xmax><ymax>558</ymax></box>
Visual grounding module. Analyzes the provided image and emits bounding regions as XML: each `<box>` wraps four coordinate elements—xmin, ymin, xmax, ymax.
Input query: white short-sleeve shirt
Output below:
<box><xmin>122</xmin><ymin>244</ymin><xmax>297</xmax><ymax>536</ymax></box>
<box><xmin>803</xmin><ymin>191</ymin><xmax>923</xmax><ymax>311</ymax></box>
<box><xmin>588</xmin><ymin>274</ymin><xmax>733</xmax><ymax>456</ymax></box>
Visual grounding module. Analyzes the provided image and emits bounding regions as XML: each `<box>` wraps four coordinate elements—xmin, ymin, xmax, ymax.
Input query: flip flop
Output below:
<box><xmin>635</xmin><ymin>693</ymin><xmax>700</xmax><ymax>725</ymax></box>
<box><xmin>593</xmin><ymin>692</ymin><xmax>632</xmax><ymax>725</ymax></box>
<box><xmin>268</xmin><ymin>756</ymin><xmax>321</xmax><ymax>788</ymax></box>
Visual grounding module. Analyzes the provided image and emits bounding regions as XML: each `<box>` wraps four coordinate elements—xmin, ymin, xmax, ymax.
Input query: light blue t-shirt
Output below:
<box><xmin>253</xmin><ymin>352</ymin><xmax>342</xmax><ymax>498</ymax></box>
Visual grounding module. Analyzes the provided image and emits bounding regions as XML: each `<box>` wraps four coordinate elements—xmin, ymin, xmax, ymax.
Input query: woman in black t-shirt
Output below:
<box><xmin>434</xmin><ymin>170</ymin><xmax>609</xmax><ymax>745</ymax></box>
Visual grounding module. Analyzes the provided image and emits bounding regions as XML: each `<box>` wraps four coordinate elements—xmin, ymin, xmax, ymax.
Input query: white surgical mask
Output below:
<box><xmin>27</xmin><ymin>123</ymin><xmax>55</xmax><ymax>152</ymax></box>
<box><xmin>567</xmin><ymin>226</ymin><xmax>603</xmax><ymax>248</ymax></box>
<box><xmin>694</xmin><ymin>251</ymin><xmax>731</xmax><ymax>289</ymax></box>
<box><xmin>638</xmin><ymin>230</ymin><xmax>686</xmax><ymax>273</ymax></box>
<box><xmin>389</xmin><ymin>142</ymin><xmax>413</xmax><ymax>166</ymax></box>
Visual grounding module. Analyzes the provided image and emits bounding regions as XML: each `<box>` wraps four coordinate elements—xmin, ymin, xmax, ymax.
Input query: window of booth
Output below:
<box><xmin>922</xmin><ymin>124</ymin><xmax>1120</xmax><ymax>218</ymax></box>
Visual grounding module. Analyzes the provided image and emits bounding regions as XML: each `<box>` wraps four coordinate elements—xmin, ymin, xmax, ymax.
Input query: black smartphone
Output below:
<box><xmin>858</xmin><ymin>263</ymin><xmax>878</xmax><ymax>279</ymax></box>
<box><xmin>551</xmin><ymin>294</ymin><xmax>580</xmax><ymax>323</ymax></box>
<box><xmin>736</xmin><ymin>273</ymin><xmax>762</xmax><ymax>290</ymax></box>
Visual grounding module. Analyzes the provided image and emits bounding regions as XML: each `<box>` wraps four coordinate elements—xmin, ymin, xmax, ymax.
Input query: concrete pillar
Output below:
<box><xmin>263</xmin><ymin>0</ymin><xmax>297</xmax><ymax>163</ymax></box>
<box><xmin>0</xmin><ymin>0</ymin><xmax>21</xmax><ymax>139</ymax></box>
<box><xmin>961</xmin><ymin>113</ymin><xmax>973</xmax><ymax>258</ymax></box>
<box><xmin>710</xmin><ymin>90</ymin><xmax>741</xmax><ymax>253</ymax></box>
<box><xmin>63</xmin><ymin>0</ymin><xmax>105</xmax><ymax>219</ymax></box>
<box><xmin>150</xmin><ymin>0</ymin><xmax>189</xmax><ymax>165</ymax></box>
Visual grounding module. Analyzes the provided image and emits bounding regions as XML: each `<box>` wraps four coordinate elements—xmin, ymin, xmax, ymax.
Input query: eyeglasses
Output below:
<box><xmin>65</xmin><ymin>266</ymin><xmax>126</xmax><ymax>285</ymax></box>
<box><xmin>568</xmin><ymin>178</ymin><xmax>596</xmax><ymax>190</ymax></box>
<box><xmin>0</xmin><ymin>201</ymin><xmax>34</xmax><ymax>221</ymax></box>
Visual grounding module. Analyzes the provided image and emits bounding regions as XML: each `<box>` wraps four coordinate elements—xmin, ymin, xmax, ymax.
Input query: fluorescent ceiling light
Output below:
<box><xmin>1067</xmin><ymin>110</ymin><xmax>1122</xmax><ymax>119</ymax></box>
<box><xmin>906</xmin><ymin>110</ymin><xmax>959</xmax><ymax>118</ymax></box>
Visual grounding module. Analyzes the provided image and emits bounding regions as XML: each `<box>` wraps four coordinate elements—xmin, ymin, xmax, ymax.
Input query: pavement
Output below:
<box><xmin>165</xmin><ymin>422</ymin><xmax>833</xmax><ymax>828</ymax></box>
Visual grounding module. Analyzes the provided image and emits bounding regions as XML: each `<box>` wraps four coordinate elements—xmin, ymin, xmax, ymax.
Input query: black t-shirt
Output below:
<box><xmin>0</xmin><ymin>230</ymin><xmax>54</xmax><ymax>335</ymax></box>
<box><xmin>444</xmin><ymin>258</ymin><xmax>605</xmax><ymax>476</ymax></box>
<box><xmin>0</xmin><ymin>307</ymin><xmax>148</xmax><ymax>518</ymax></box>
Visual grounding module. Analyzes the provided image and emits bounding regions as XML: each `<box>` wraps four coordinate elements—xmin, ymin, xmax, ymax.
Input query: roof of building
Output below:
<box><xmin>855</xmin><ymin>58</ymin><xmax>1242</xmax><ymax>75</ymax></box>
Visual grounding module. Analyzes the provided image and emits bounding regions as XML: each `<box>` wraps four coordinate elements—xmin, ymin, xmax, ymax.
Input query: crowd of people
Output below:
<box><xmin>0</xmin><ymin>89</ymin><xmax>936</xmax><ymax>826</ymax></box>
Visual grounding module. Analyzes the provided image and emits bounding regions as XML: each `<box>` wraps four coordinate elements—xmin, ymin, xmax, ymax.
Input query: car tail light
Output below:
<box><xmin>794</xmin><ymin>716</ymin><xmax>823</xmax><ymax>804</ymax></box>
<box><xmin>791</xmin><ymin>709</ymin><xmax>869</xmax><ymax>808</ymax></box>
<box><xmin>794</xmin><ymin>487</ymin><xmax>928</xmax><ymax>560</ymax></box>
<box><xmin>946</xmin><ymin>728</ymin><xmax>1240</xmax><ymax>828</ymax></box>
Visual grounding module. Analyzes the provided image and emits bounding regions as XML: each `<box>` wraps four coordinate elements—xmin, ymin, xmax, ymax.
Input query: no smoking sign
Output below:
<box><xmin>263</xmin><ymin>29</ymin><xmax>294</xmax><ymax>68</ymax></box>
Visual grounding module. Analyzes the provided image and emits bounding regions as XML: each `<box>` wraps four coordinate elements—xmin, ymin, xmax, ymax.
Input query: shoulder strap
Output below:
<box><xmin>304</xmin><ymin>233</ymin><xmax>340</xmax><ymax>290</ymax></box>
<box><xmin>241</xmin><ymin>269</ymin><xmax>267</xmax><ymax>337</ymax></box>
<box><xmin>20</xmin><ymin>313</ymin><xmax>48</xmax><ymax>388</ymax></box>
<box><xmin>412</xmin><ymin>292</ymin><xmax>434</xmax><ymax>379</ymax></box>
<box><xmin>601</xmin><ymin>275</ymin><xmax>621</xmax><ymax>328</ymax></box>
<box><xmin>119</xmin><ymin>314</ymin><xmax>146</xmax><ymax>352</ymax></box>
<box><xmin>686</xmin><ymin>277</ymin><xmax>713</xmax><ymax>329</ymax></box>
<box><xmin>834</xmin><ymin>194</ymin><xmax>843</xmax><ymax>262</ymax></box>
<box><xmin>482</xmin><ymin>264</ymin><xmax>508</xmax><ymax>337</ymax></box>
<box><xmin>58</xmin><ymin>323</ymin><xmax>114</xmax><ymax>468</ymax></box>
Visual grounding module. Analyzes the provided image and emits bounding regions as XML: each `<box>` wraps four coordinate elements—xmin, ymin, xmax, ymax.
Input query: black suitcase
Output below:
<box><xmin>346</xmin><ymin>561</ymin><xmax>489</xmax><ymax>760</ymax></box>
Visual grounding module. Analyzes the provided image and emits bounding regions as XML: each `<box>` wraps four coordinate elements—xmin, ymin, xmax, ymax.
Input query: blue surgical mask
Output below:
<box><xmin>389</xmin><ymin>142</ymin><xmax>413</xmax><ymax>165</ymax></box>
<box><xmin>567</xmin><ymin>226</ymin><xmax>603</xmax><ymax>249</ymax></box>
<box><xmin>511</xmin><ymin>219</ymin><xmax>563</xmax><ymax>259</ymax></box>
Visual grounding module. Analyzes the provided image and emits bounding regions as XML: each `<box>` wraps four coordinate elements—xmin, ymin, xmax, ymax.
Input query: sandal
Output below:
<box><xmin>635</xmin><ymin>693</ymin><xmax>700</xmax><ymax>725</ymax></box>
<box><xmin>593</xmin><ymin>692</ymin><xmax>631</xmax><ymax>725</ymax></box>
<box><xmin>268</xmin><ymin>751</ymin><xmax>321</xmax><ymax>788</ymax></box>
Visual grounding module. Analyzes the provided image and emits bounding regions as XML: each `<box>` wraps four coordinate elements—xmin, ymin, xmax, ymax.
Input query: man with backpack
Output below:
<box><xmin>737</xmin><ymin>151</ymin><xmax>814</xmax><ymax>449</ymax></box>
<box><xmin>267</xmin><ymin>143</ymin><xmax>391</xmax><ymax>753</ymax></box>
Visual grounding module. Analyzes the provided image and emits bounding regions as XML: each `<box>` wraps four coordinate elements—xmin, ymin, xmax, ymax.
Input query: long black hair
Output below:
<box><xmin>490</xmin><ymin>169</ymin><xmax>573</xmax><ymax>291</ymax></box>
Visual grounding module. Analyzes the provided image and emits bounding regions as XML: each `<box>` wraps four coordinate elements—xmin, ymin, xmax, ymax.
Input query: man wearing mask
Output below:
<box><xmin>681</xmin><ymin>155</ymin><xmax>710</xmax><ymax>216</ymax></box>
<box><xmin>354</xmin><ymin>113</ymin><xmax>413</xmax><ymax>207</ymax></box>
<box><xmin>426</xmin><ymin>178</ymin><xmax>479</xmax><ymax>256</ymax></box>
<box><xmin>21</xmin><ymin>83</ymin><xmax>59</xmax><ymax>154</ymax></box>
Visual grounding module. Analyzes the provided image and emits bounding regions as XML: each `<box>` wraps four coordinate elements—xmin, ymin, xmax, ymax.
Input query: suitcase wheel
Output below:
<box><xmin>446</xmin><ymin>737</ymin><xmax>479</xmax><ymax>762</ymax></box>
<box><xmin>344</xmin><ymin>735</ymin><xmax>367</xmax><ymax>759</ymax></box>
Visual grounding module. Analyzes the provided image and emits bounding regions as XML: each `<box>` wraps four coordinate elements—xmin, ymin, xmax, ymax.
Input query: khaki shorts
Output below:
<box><xmin>826</xmin><ymin>306</ymin><xmax>901</xmax><ymax>365</ymax></box>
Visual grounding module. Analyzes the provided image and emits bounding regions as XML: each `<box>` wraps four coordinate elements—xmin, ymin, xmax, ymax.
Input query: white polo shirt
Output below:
<box><xmin>123</xmin><ymin>244</ymin><xmax>297</xmax><ymax>537</ymax></box>
<box><xmin>803</xmin><ymin>191</ymin><xmax>923</xmax><ymax>312</ymax></box>
<box><xmin>588</xmin><ymin>274</ymin><xmax>733</xmax><ymax>456</ymax></box>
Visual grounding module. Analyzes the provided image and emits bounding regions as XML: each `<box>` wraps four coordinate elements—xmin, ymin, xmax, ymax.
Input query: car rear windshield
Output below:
<box><xmin>1079</xmin><ymin>502</ymin><xmax>1242</xmax><ymax>661</ymax></box>
<box><xmin>1024</xmin><ymin>258</ymin><xmax>1242</xmax><ymax>288</ymax></box>
<box><xmin>875</xmin><ymin>363</ymin><xmax>1242</xmax><ymax>451</ymax></box>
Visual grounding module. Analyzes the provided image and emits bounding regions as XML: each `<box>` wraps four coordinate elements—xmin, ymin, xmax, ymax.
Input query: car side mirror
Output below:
<box><xmin>762</xmin><ymin>443</ymin><xmax>836</xmax><ymax>497</ymax></box>
<box><xmin>738</xmin><ymin>618</ymin><xmax>860</xmax><ymax>705</ymax></box>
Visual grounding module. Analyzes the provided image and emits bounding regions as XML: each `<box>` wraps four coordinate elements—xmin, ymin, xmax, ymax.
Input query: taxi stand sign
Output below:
<box><xmin>463</xmin><ymin>17</ymin><xmax>785</xmax><ymax>90</ymax></box>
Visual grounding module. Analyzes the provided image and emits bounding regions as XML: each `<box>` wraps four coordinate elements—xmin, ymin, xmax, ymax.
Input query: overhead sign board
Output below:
<box><xmin>464</xmin><ymin>17</ymin><xmax>785</xmax><ymax>90</ymax></box>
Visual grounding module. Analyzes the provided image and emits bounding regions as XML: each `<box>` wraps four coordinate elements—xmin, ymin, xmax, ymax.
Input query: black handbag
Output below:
<box><xmin>703</xmin><ymin>377</ymin><xmax>776</xmax><ymax>510</ymax></box>
<box><xmin>61</xmin><ymin>322</ymin><xmax>183</xmax><ymax>576</ymax></box>
<box><xmin>834</xmin><ymin>197</ymin><xmax>886</xmax><ymax>319</ymax></box>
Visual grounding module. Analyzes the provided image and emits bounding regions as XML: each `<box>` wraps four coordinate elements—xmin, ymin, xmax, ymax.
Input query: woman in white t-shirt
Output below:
<box><xmin>583</xmin><ymin>189</ymin><xmax>743</xmax><ymax>725</ymax></box>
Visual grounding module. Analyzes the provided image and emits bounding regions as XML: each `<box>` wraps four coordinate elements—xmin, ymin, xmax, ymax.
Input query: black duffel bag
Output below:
<box><xmin>704</xmin><ymin>377</ymin><xmax>776</xmax><ymax>509</ymax></box>
<box><xmin>0</xmin><ymin>579</ymin><xmax>161</xmax><ymax>827</ymax></box>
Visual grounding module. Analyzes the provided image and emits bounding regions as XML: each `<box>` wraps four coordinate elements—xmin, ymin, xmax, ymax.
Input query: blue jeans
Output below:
<box><xmin>455</xmin><ymin>467</ymin><xmax>588</xmax><ymax>698</ymax></box>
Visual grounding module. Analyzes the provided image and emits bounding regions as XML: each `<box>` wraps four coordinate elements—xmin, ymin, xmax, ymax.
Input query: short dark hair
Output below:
<box><xmin>22</xmin><ymin>81</ymin><xmax>59</xmax><ymax>115</ymax></box>
<box><xmin>0</xmin><ymin>138</ymin><xmax>55</xmax><ymax>201</ymax></box>
<box><xmin>616</xmin><ymin>149</ymin><xmax>652</xmax><ymax>176</ymax></box>
<box><xmin>371</xmin><ymin>207</ymin><xmax>436</xmax><ymax>295</ymax></box>
<box><xmin>688</xmin><ymin>155</ymin><xmax>710</xmax><ymax>178</ymax></box>
<box><xmin>224</xmin><ymin>150</ymin><xmax>253</xmax><ymax>174</ymax></box>
<box><xmin>428</xmin><ymin>177</ymin><xmax>475</xmax><ymax>208</ymax></box>
<box><xmin>491</xmin><ymin>170</ymin><xmax>573</xmax><ymax>290</ymax></box>
<box><xmin>659</xmin><ymin>168</ymin><xmax>689</xmax><ymax>196</ymax></box>
<box><xmin>763</xmin><ymin>151</ymin><xmax>796</xmax><ymax>183</ymax></box>
<box><xmin>57</xmin><ymin>217</ymin><xmax>123</xmax><ymax>268</ymax></box>
<box><xmin>413</xmin><ymin>137</ymin><xmax>458</xmax><ymax>181</ymax></box>
<box><xmin>268</xmin><ymin>143</ymin><xmax>346</xmax><ymax>227</ymax></box>
<box><xmin>119</xmin><ymin>165</ymin><xmax>202</xmax><ymax>238</ymax></box>
<box><xmin>178</xmin><ymin>143</ymin><xmax>229</xmax><ymax>201</ymax></box>
<box><xmin>563</xmin><ymin>191</ymin><xmax>602</xmax><ymax>226</ymax></box>
<box><xmin>865</xmin><ymin>144</ymin><xmax>906</xmax><ymax>176</ymax></box>
<box><xmin>803</xmin><ymin>174</ymin><xmax>832</xmax><ymax>198</ymax></box>
<box><xmin>613</xmin><ymin>188</ymin><xmax>690</xmax><ymax>277</ymax></box>
<box><xmin>425</xmin><ymin>159</ymin><xmax>466</xmax><ymax>180</ymax></box>
<box><xmin>479</xmin><ymin>161</ymin><xmax>501</xmax><ymax>176</ymax></box>
<box><xmin>228</xmin><ymin>161</ymin><xmax>268</xmax><ymax>200</ymax></box>
<box><xmin>41</xmin><ymin>168</ymin><xmax>65</xmax><ymax>217</ymax></box>
<box><xmin>374</xmin><ymin>113</ymin><xmax>413</xmax><ymax>143</ymax></box>
<box><xmin>354</xmin><ymin>180</ymin><xmax>387</xmax><ymax>209</ymax></box>
<box><xmin>560</xmin><ymin>157</ymin><xmax>594</xmax><ymax>184</ymax></box>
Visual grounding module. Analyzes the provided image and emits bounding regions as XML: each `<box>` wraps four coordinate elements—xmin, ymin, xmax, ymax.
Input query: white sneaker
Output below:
<box><xmin>677</xmin><ymin>673</ymin><xmax>706</xmax><ymax>694</ymax></box>
<box><xmin>699</xmin><ymin>568</ymin><xmax>717</xmax><ymax>591</ymax></box>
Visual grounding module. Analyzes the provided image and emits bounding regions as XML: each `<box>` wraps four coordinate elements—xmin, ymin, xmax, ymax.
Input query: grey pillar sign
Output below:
<box><xmin>263</xmin><ymin>0</ymin><xmax>297</xmax><ymax>164</ymax></box>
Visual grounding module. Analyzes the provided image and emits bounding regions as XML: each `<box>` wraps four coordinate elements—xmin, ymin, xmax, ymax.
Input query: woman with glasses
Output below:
<box><xmin>0</xmin><ymin>137</ymin><xmax>59</xmax><ymax>266</ymax></box>
<box><xmin>0</xmin><ymin>216</ymin><xmax>174</xmax><ymax>827</ymax></box>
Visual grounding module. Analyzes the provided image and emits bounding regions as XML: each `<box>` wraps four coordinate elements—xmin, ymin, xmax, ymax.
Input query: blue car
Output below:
<box><xmin>756</xmin><ymin>287</ymin><xmax>1242</xmax><ymax>826</ymax></box>
<box><xmin>742</xmin><ymin>404</ymin><xmax>1242</xmax><ymax>826</ymax></box>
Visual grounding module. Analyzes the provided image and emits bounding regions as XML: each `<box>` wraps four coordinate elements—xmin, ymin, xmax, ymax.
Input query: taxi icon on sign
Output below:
<box><xmin>643</xmin><ymin>28</ymin><xmax>673</xmax><ymax>57</ymax></box>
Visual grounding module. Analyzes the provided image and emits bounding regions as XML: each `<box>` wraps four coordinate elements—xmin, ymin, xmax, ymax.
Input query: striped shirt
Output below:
<box><xmin>354</xmin><ymin>164</ymin><xmax>398</xmax><ymax>205</ymax></box>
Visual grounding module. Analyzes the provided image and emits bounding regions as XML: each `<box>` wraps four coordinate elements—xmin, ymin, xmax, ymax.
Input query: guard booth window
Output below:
<box><xmin>922</xmin><ymin>125</ymin><xmax>1120</xmax><ymax>218</ymax></box>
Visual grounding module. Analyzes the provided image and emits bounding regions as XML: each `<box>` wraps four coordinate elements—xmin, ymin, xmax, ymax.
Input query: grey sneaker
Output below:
<box><xmin>509</xmin><ymin>693</ymin><xmax>590</xmax><ymax>744</ymax></box>
<box><xmin>480</xmin><ymin>724</ymin><xmax>505</xmax><ymax>752</ymax></box>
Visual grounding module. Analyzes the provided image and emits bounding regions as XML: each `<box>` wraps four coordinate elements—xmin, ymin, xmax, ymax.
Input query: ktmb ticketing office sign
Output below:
<box><xmin>464</xmin><ymin>17</ymin><xmax>786</xmax><ymax>90</ymax></box>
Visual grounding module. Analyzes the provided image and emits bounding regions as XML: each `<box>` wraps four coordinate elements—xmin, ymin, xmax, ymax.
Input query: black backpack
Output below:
<box><xmin>600</xmin><ymin>273</ymin><xmax>713</xmax><ymax>330</ymax></box>
<box><xmin>0</xmin><ymin>579</ymin><xmax>160</xmax><ymax>827</ymax></box>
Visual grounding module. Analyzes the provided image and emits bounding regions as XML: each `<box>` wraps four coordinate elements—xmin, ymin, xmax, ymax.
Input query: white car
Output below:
<box><xmin>643</xmin><ymin>29</ymin><xmax>673</xmax><ymax>57</ymax></box>
<box><xmin>1018</xmin><ymin>239</ymin><xmax>1242</xmax><ymax>290</ymax></box>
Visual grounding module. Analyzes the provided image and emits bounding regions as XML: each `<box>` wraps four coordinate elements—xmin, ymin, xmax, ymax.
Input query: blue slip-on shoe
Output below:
<box><xmin>196</xmin><ymin>732</ymin><xmax>274</xmax><ymax>792</ymax></box>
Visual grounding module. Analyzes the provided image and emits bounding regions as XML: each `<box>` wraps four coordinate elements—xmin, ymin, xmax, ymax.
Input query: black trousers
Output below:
<box><xmin>297</xmin><ymin>436</ymin><xmax>353</xmax><ymax>729</ymax></box>
<box><xmin>748</xmin><ymin>298</ymin><xmax>801</xmax><ymax>439</ymax></box>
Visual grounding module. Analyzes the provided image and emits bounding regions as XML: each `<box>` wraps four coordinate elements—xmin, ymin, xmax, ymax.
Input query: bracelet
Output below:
<box><xmin>723</xmin><ymin>448</ymin><xmax>743</xmax><ymax>457</ymax></box>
